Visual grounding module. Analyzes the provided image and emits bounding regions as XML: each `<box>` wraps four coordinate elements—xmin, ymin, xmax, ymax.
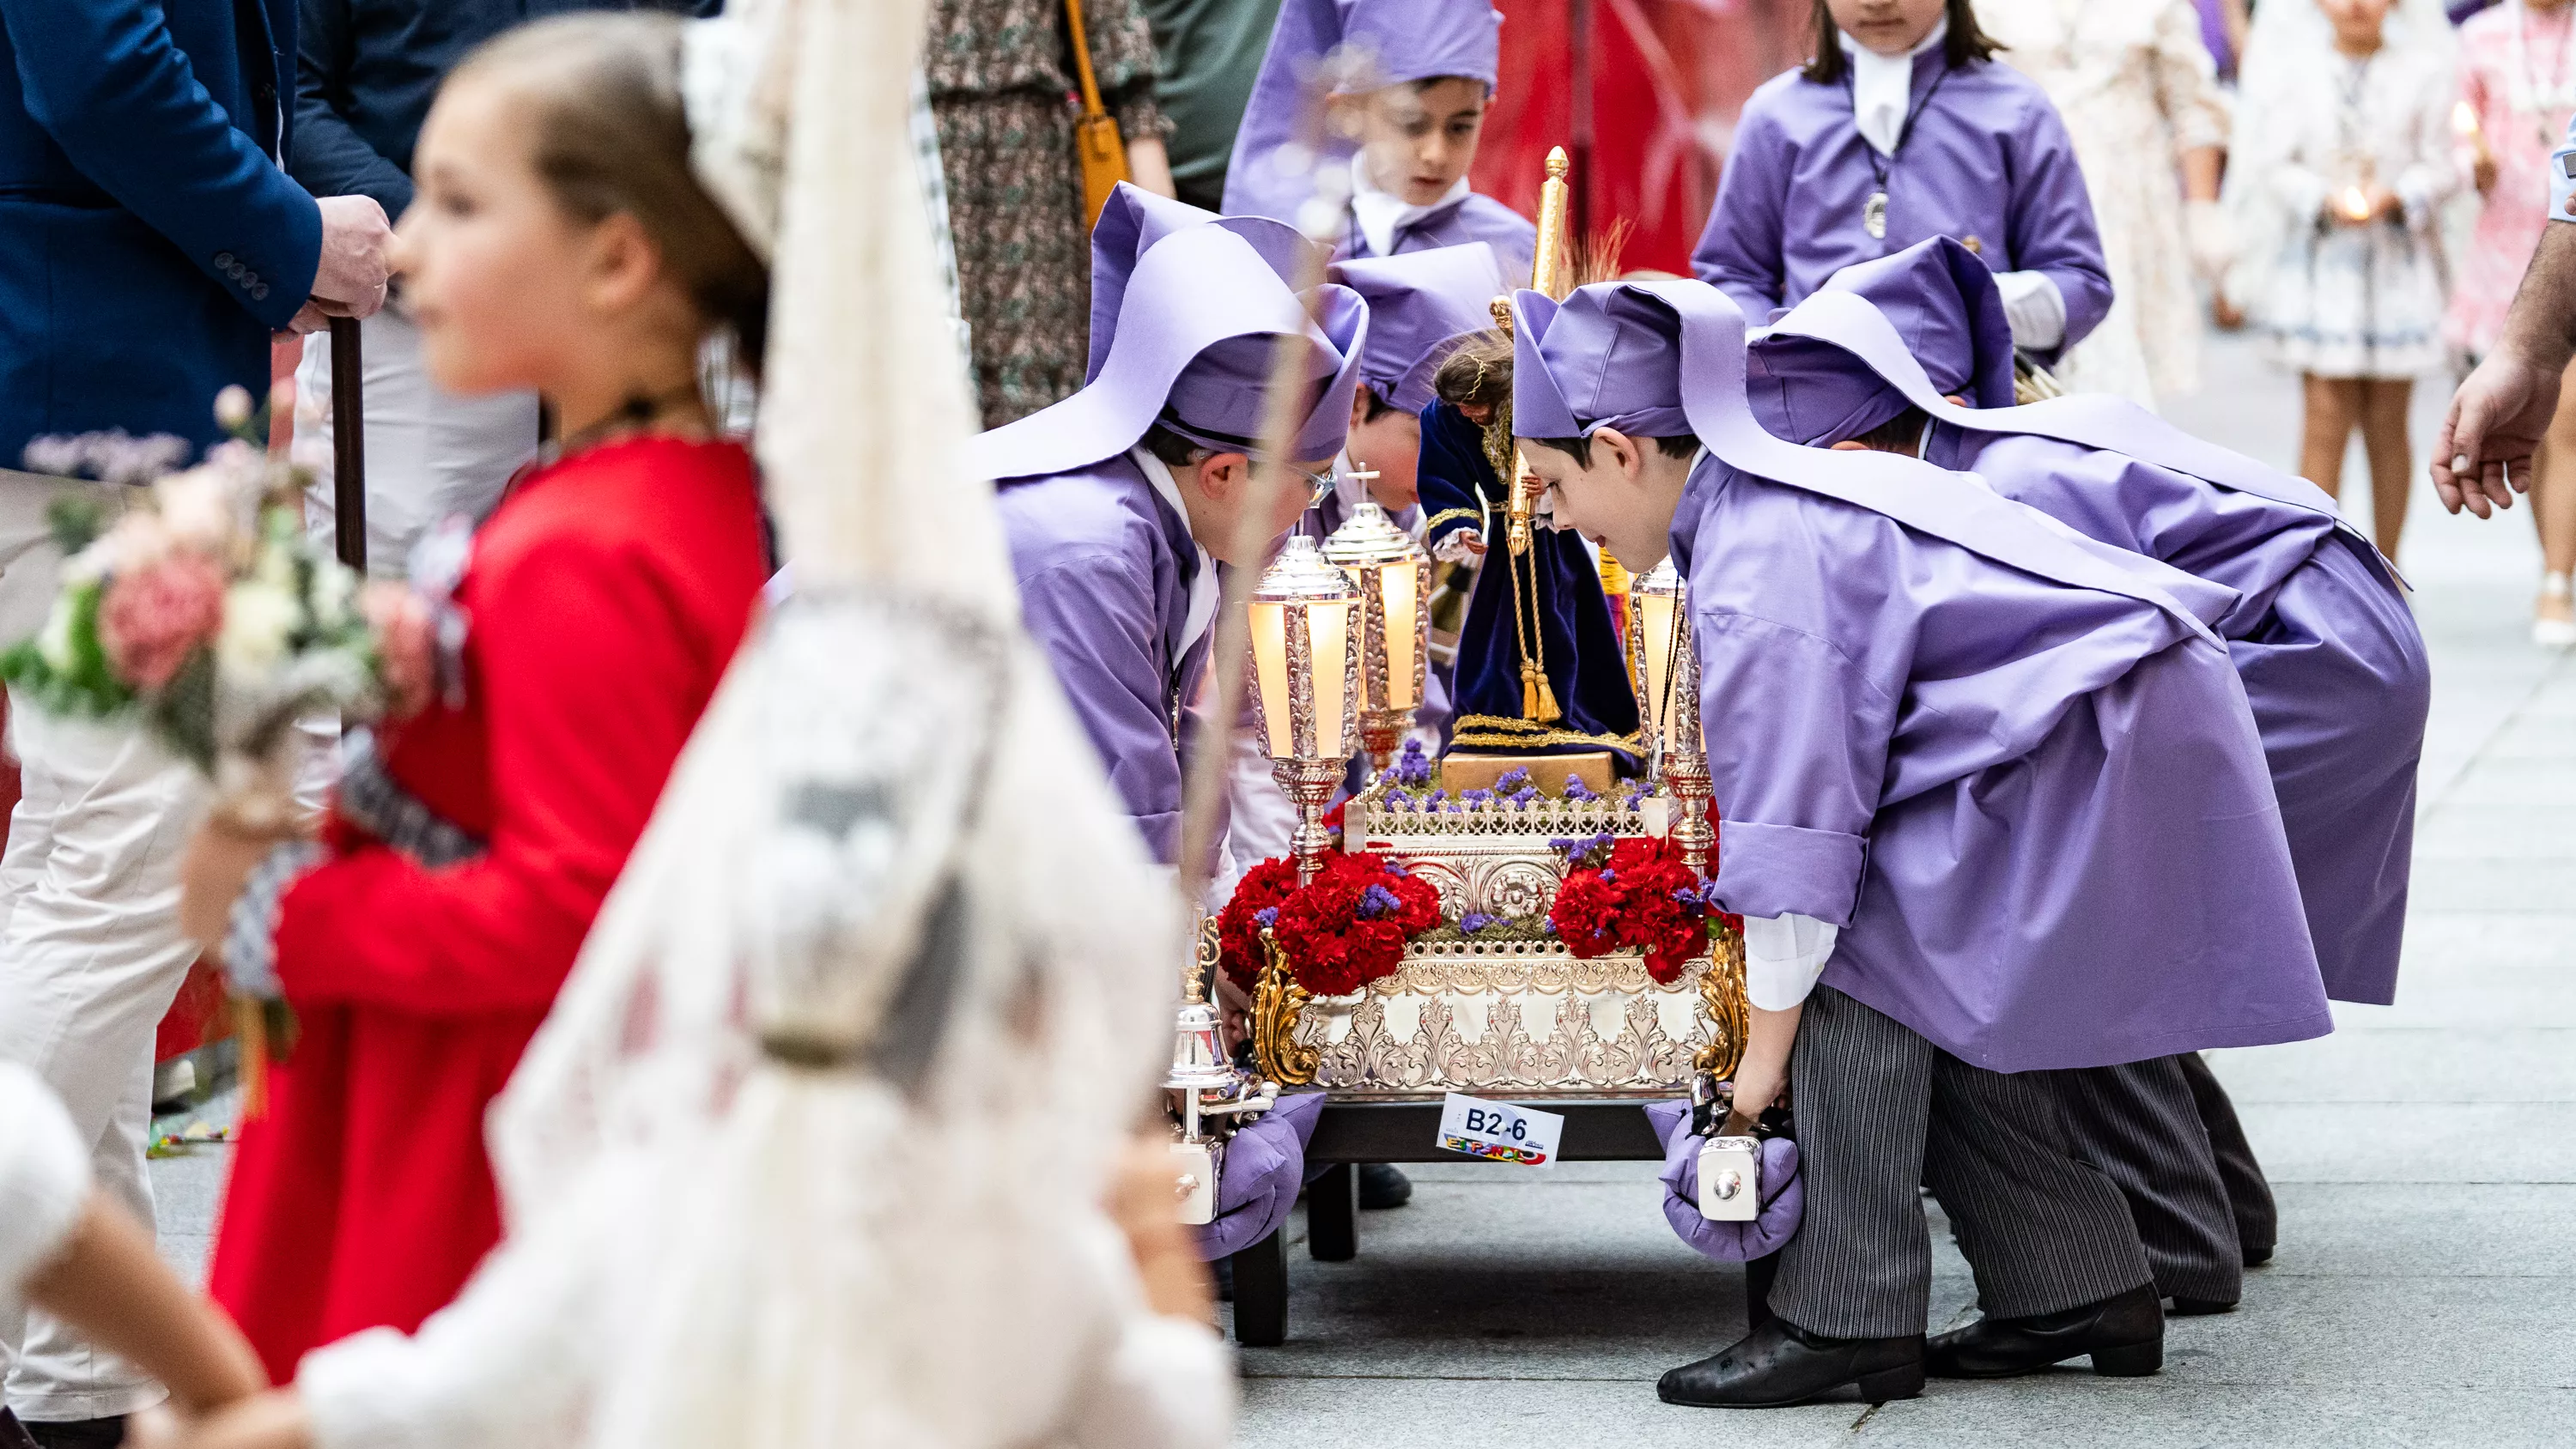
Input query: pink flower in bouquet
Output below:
<box><xmin>97</xmin><ymin>552</ymin><xmax>227</xmax><ymax>690</ymax></box>
<box><xmin>361</xmin><ymin>581</ymin><xmax>436</xmax><ymax>717</ymax></box>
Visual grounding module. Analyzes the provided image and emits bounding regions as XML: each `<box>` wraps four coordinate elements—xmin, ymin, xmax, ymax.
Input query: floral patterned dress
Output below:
<box><xmin>2446</xmin><ymin>2</ymin><xmax>2576</xmax><ymax>361</ymax></box>
<box><xmin>927</xmin><ymin>0</ymin><xmax>1170</xmax><ymax>427</ymax></box>
<box><xmin>1976</xmin><ymin>0</ymin><xmax>2233</xmax><ymax>407</ymax></box>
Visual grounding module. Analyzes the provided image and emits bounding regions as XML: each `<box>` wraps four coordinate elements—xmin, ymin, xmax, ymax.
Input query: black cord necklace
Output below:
<box><xmin>542</xmin><ymin>383</ymin><xmax>711</xmax><ymax>466</ymax></box>
<box><xmin>1851</xmin><ymin>62</ymin><xmax>1954</xmax><ymax>242</ymax></box>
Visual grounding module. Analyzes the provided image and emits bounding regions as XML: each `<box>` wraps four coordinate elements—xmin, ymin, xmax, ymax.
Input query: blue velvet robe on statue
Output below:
<box><xmin>1415</xmin><ymin>398</ymin><xmax>1638</xmax><ymax>762</ymax></box>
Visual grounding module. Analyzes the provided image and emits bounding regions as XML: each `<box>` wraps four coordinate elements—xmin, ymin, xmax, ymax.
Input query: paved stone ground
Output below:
<box><xmin>140</xmin><ymin>333</ymin><xmax>2573</xmax><ymax>1445</ymax></box>
<box><xmin>1222</xmin><ymin>333</ymin><xmax>2576</xmax><ymax>1447</ymax></box>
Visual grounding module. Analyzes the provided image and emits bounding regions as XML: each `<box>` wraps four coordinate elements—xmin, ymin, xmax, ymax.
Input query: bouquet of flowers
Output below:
<box><xmin>1218</xmin><ymin>849</ymin><xmax>1442</xmax><ymax>997</ymax></box>
<box><xmin>2</xmin><ymin>386</ymin><xmax>428</xmax><ymax>826</ymax></box>
<box><xmin>1546</xmin><ymin>828</ymin><xmax>1741</xmax><ymax>985</ymax></box>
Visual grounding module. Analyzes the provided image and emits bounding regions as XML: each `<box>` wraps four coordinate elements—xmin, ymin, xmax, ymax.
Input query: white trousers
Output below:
<box><xmin>0</xmin><ymin>470</ymin><xmax>208</xmax><ymax>1422</ymax></box>
<box><xmin>295</xmin><ymin>307</ymin><xmax>537</xmax><ymax>579</ymax></box>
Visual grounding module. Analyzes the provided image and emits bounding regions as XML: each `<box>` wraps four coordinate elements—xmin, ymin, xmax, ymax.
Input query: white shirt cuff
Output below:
<box><xmin>1993</xmin><ymin>270</ymin><xmax>2067</xmax><ymax>351</ymax></box>
<box><xmin>1741</xmin><ymin>912</ymin><xmax>1838</xmax><ymax>1010</ymax></box>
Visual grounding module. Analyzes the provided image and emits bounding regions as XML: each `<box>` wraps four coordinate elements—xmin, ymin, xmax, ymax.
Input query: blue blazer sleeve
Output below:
<box><xmin>1</xmin><ymin>0</ymin><xmax>322</xmax><ymax>330</ymax></box>
<box><xmin>290</xmin><ymin>0</ymin><xmax>412</xmax><ymax>218</ymax></box>
<box><xmin>2003</xmin><ymin>91</ymin><xmax>2113</xmax><ymax>355</ymax></box>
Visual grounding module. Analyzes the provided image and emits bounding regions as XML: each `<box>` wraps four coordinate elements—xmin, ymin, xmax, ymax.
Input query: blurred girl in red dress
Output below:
<box><xmin>179</xmin><ymin>16</ymin><xmax>774</xmax><ymax>1382</ymax></box>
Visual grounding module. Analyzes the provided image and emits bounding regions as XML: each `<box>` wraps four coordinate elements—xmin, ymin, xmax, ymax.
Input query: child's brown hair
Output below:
<box><xmin>452</xmin><ymin>14</ymin><xmax>770</xmax><ymax>373</ymax></box>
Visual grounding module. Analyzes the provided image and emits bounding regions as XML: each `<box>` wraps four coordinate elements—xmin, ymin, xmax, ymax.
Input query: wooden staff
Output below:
<box><xmin>328</xmin><ymin>315</ymin><xmax>367</xmax><ymax>573</ymax></box>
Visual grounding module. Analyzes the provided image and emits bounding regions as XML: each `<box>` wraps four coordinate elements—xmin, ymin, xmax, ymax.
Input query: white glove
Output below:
<box><xmin>2185</xmin><ymin>199</ymin><xmax>2234</xmax><ymax>282</ymax></box>
<box><xmin>1991</xmin><ymin>270</ymin><xmax>2067</xmax><ymax>352</ymax></box>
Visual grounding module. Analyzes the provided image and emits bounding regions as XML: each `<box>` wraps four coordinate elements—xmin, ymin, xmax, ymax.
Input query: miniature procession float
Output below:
<box><xmin>1167</xmin><ymin>154</ymin><xmax>1791</xmax><ymax>1346</ymax></box>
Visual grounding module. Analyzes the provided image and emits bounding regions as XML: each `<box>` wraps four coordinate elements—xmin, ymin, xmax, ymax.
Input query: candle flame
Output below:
<box><xmin>2454</xmin><ymin>100</ymin><xmax>2482</xmax><ymax>137</ymax></box>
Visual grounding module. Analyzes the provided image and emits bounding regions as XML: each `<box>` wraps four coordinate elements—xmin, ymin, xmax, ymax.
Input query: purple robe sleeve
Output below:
<box><xmin>1692</xmin><ymin>103</ymin><xmax>1791</xmax><ymax>321</ymax></box>
<box><xmin>2001</xmin><ymin>96</ymin><xmax>2113</xmax><ymax>354</ymax></box>
<box><xmin>1018</xmin><ymin>551</ymin><xmax>1187</xmax><ymax>865</ymax></box>
<box><xmin>1695</xmin><ymin>605</ymin><xmax>1890</xmax><ymax>925</ymax></box>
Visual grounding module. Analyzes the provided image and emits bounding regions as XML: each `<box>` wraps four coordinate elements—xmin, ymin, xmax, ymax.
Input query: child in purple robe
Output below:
<box><xmin>1692</xmin><ymin>0</ymin><xmax>2110</xmax><ymax>366</ymax></box>
<box><xmin>1512</xmin><ymin>276</ymin><xmax>2329</xmax><ymax>1409</ymax></box>
<box><xmin>1224</xmin><ymin>0</ymin><xmax>1536</xmax><ymax>279</ymax></box>
<box><xmin>968</xmin><ymin>185</ymin><xmax>1367</xmax><ymax>870</ymax></box>
<box><xmin>1751</xmin><ymin>234</ymin><xmax>2430</xmax><ymax>1313</ymax></box>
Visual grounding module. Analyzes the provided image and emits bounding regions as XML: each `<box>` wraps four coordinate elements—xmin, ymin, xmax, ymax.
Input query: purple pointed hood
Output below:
<box><xmin>1328</xmin><ymin>242</ymin><xmax>1506</xmax><ymax>415</ymax></box>
<box><xmin>1814</xmin><ymin>237</ymin><xmax>2019</xmax><ymax>408</ymax></box>
<box><xmin>1223</xmin><ymin>0</ymin><xmax>1504</xmax><ymax>226</ymax></box>
<box><xmin>968</xmin><ymin>220</ymin><xmax>1370</xmax><ymax>482</ymax></box>
<box><xmin>1738</xmin><ymin>238</ymin><xmax>2016</xmax><ymax>447</ymax></box>
<box><xmin>1512</xmin><ymin>277</ymin><xmax>2243</xmax><ymax>634</ymax></box>
<box><xmin>1510</xmin><ymin>285</ymin><xmax>1693</xmax><ymax>442</ymax></box>
<box><xmin>1086</xmin><ymin>183</ymin><xmax>1315</xmax><ymax>382</ymax></box>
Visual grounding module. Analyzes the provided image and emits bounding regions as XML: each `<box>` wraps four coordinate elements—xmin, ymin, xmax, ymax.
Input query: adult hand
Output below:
<box><xmin>2433</xmin><ymin>349</ymin><xmax>2558</xmax><ymax>516</ymax></box>
<box><xmin>177</xmin><ymin>816</ymin><xmax>305</xmax><ymax>957</ymax></box>
<box><xmin>1108</xmin><ymin>1129</ymin><xmax>1216</xmax><ymax>1324</ymax></box>
<box><xmin>311</xmin><ymin>194</ymin><xmax>392</xmax><ymax>319</ymax></box>
<box><xmin>131</xmin><ymin>1391</ymin><xmax>314</xmax><ymax>1449</ymax></box>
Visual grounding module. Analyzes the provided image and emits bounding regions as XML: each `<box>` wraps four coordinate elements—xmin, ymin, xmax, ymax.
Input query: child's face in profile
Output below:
<box><xmin>1345</xmin><ymin>392</ymin><xmax>1422</xmax><ymax>510</ymax></box>
<box><xmin>1520</xmin><ymin>430</ymin><xmax>1684</xmax><ymax>572</ymax></box>
<box><xmin>400</xmin><ymin>77</ymin><xmax>594</xmax><ymax>398</ymax></box>
<box><xmin>1353</xmin><ymin>77</ymin><xmax>1491</xmax><ymax>207</ymax></box>
<box><xmin>2316</xmin><ymin>0</ymin><xmax>2392</xmax><ymax>52</ymax></box>
<box><xmin>1826</xmin><ymin>0</ymin><xmax>1948</xmax><ymax>57</ymax></box>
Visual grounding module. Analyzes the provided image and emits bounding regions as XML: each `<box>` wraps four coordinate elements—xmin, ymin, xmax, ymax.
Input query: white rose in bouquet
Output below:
<box><xmin>217</xmin><ymin>579</ymin><xmax>300</xmax><ymax>675</ymax></box>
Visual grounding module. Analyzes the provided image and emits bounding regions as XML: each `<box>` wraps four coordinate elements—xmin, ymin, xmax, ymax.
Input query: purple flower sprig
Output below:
<box><xmin>1507</xmin><ymin>785</ymin><xmax>1540</xmax><ymax>810</ymax></box>
<box><xmin>1669</xmin><ymin>880</ymin><xmax>1716</xmax><ymax>918</ymax></box>
<box><xmin>1459</xmin><ymin>912</ymin><xmax>1496</xmax><ymax>934</ymax></box>
<box><xmin>1254</xmin><ymin>906</ymin><xmax>1279</xmax><ymax>929</ymax></box>
<box><xmin>21</xmin><ymin>430</ymin><xmax>191</xmax><ymax>487</ymax></box>
<box><xmin>1563</xmin><ymin>775</ymin><xmax>1598</xmax><ymax>803</ymax></box>
<box><xmin>1460</xmin><ymin>788</ymin><xmax>1496</xmax><ymax>808</ymax></box>
<box><xmin>1619</xmin><ymin>781</ymin><xmax>1652</xmax><ymax>812</ymax></box>
<box><xmin>1389</xmin><ymin>737</ymin><xmax>1436</xmax><ymax>788</ymax></box>
<box><xmin>1551</xmin><ymin>831</ymin><xmax>1618</xmax><ymax>870</ymax></box>
<box><xmin>1382</xmin><ymin>787</ymin><xmax>1414</xmax><ymax>811</ymax></box>
<box><xmin>1494</xmin><ymin>766</ymin><xmax>1533</xmax><ymax>795</ymax></box>
<box><xmin>1356</xmin><ymin>883</ymin><xmax>1401</xmax><ymax>919</ymax></box>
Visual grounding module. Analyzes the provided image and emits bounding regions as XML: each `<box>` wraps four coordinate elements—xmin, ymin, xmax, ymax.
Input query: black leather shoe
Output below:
<box><xmin>1657</xmin><ymin>1318</ymin><xmax>1926</xmax><ymax>1408</ymax></box>
<box><xmin>1928</xmin><ymin>1283</ymin><xmax>2163</xmax><ymax>1379</ymax></box>
<box><xmin>1357</xmin><ymin>1162</ymin><xmax>1412</xmax><ymax>1210</ymax></box>
<box><xmin>20</xmin><ymin>1417</ymin><xmax>124</xmax><ymax>1449</ymax></box>
<box><xmin>2167</xmin><ymin>1295</ymin><xmax>2236</xmax><ymax>1316</ymax></box>
<box><xmin>2242</xmin><ymin>1243</ymin><xmax>2275</xmax><ymax>1268</ymax></box>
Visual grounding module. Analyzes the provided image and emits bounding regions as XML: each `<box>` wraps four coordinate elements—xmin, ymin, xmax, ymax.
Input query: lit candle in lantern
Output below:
<box><xmin>1320</xmin><ymin>483</ymin><xmax>1431</xmax><ymax>773</ymax></box>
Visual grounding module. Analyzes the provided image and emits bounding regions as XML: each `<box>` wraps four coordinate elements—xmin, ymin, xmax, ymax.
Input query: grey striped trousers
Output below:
<box><xmin>2051</xmin><ymin>1054</ymin><xmax>2244</xmax><ymax>1304</ymax></box>
<box><xmin>1770</xmin><ymin>987</ymin><xmax>2154</xmax><ymax>1340</ymax></box>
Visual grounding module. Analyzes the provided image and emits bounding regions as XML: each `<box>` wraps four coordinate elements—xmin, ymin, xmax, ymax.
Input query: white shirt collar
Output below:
<box><xmin>1350</xmin><ymin>151</ymin><xmax>1471</xmax><ymax>259</ymax></box>
<box><xmin>1131</xmin><ymin>447</ymin><xmax>1221</xmax><ymax>660</ymax></box>
<box><xmin>1840</xmin><ymin>14</ymin><xmax>1948</xmax><ymax>157</ymax></box>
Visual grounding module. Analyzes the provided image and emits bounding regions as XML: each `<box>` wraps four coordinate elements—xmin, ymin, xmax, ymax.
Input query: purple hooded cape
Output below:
<box><xmin>1757</xmin><ymin>238</ymin><xmax>2427</xmax><ymax>1006</ymax></box>
<box><xmin>977</xmin><ymin>193</ymin><xmax>1369</xmax><ymax>863</ymax></box>
<box><xmin>1221</xmin><ymin>0</ymin><xmax>1535</xmax><ymax>276</ymax></box>
<box><xmin>1690</xmin><ymin>47</ymin><xmax>2110</xmax><ymax>361</ymax></box>
<box><xmin>1516</xmin><ymin>280</ymin><xmax>2330</xmax><ymax>1071</ymax></box>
